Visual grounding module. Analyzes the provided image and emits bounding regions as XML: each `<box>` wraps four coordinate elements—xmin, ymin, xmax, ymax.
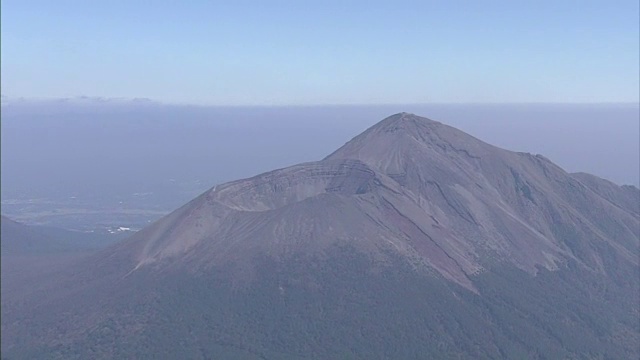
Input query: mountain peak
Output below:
<box><xmin>324</xmin><ymin>112</ymin><xmax>489</xmax><ymax>174</ymax></box>
<box><xmin>324</xmin><ymin>112</ymin><xmax>442</xmax><ymax>161</ymax></box>
<box><xmin>373</xmin><ymin>112</ymin><xmax>441</xmax><ymax>132</ymax></box>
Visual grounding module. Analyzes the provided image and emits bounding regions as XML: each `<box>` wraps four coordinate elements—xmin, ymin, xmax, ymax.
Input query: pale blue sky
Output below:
<box><xmin>2</xmin><ymin>1</ymin><xmax>639</xmax><ymax>105</ymax></box>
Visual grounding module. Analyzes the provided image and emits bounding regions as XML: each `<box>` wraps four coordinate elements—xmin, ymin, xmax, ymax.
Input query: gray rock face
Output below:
<box><xmin>116</xmin><ymin>112</ymin><xmax>637</xmax><ymax>290</ymax></box>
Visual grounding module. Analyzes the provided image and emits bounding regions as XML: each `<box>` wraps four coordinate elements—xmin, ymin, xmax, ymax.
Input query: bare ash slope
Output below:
<box><xmin>98</xmin><ymin>113</ymin><xmax>639</xmax><ymax>291</ymax></box>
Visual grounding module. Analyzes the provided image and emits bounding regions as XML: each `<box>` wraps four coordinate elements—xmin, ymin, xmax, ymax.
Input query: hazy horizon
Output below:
<box><xmin>3</xmin><ymin>95</ymin><xmax>640</xmax><ymax>107</ymax></box>
<box><xmin>2</xmin><ymin>102</ymin><xmax>638</xmax><ymax>228</ymax></box>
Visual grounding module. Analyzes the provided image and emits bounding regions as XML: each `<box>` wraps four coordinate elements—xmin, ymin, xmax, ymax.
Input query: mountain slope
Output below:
<box><xmin>118</xmin><ymin>113</ymin><xmax>638</xmax><ymax>288</ymax></box>
<box><xmin>571</xmin><ymin>172</ymin><xmax>640</xmax><ymax>216</ymax></box>
<box><xmin>1</xmin><ymin>216</ymin><xmax>129</xmax><ymax>303</ymax></box>
<box><xmin>325</xmin><ymin>113</ymin><xmax>638</xmax><ymax>272</ymax></box>
<box><xmin>1</xmin><ymin>215</ymin><xmax>124</xmax><ymax>255</ymax></box>
<box><xmin>2</xmin><ymin>113</ymin><xmax>639</xmax><ymax>359</ymax></box>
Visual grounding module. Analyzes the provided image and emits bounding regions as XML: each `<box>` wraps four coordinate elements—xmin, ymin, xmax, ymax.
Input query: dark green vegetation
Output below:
<box><xmin>4</xmin><ymin>247</ymin><xmax>638</xmax><ymax>360</ymax></box>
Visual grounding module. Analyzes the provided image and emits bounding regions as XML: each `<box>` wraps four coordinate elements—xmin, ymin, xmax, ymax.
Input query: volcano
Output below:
<box><xmin>2</xmin><ymin>113</ymin><xmax>639</xmax><ymax>359</ymax></box>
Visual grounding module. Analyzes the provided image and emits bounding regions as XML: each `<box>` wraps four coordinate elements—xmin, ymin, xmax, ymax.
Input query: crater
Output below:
<box><xmin>212</xmin><ymin>160</ymin><xmax>379</xmax><ymax>211</ymax></box>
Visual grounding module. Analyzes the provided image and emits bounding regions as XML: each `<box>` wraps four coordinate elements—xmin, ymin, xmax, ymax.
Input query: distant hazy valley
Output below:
<box><xmin>1</xmin><ymin>178</ymin><xmax>207</xmax><ymax>232</ymax></box>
